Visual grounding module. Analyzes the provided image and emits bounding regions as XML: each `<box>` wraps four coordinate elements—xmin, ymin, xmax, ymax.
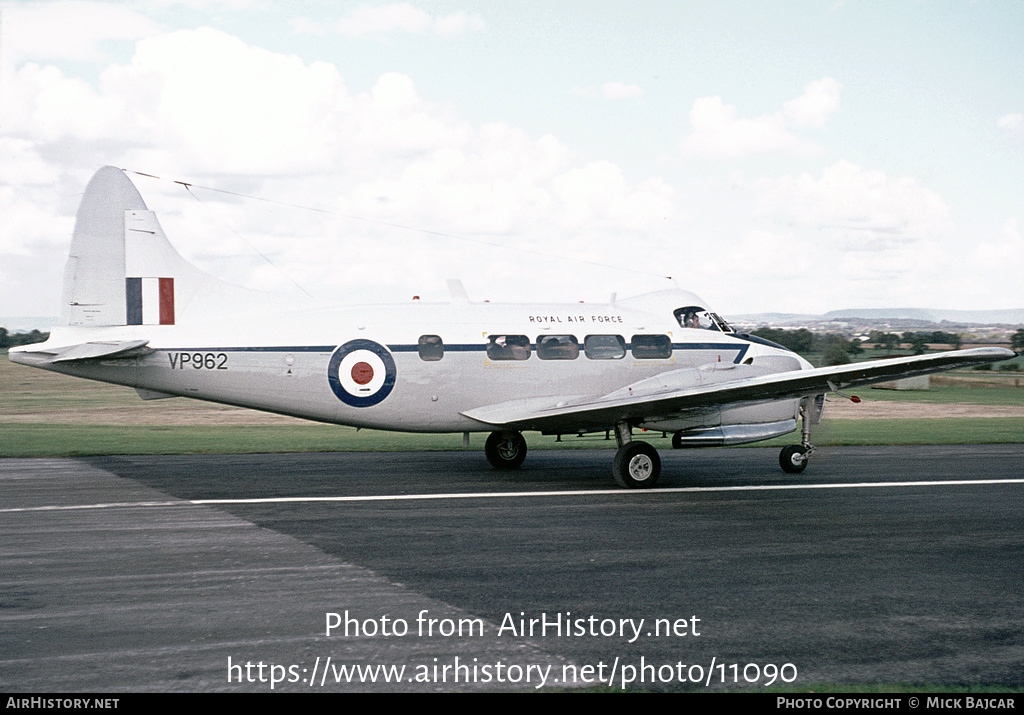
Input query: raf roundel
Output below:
<box><xmin>327</xmin><ymin>339</ymin><xmax>397</xmax><ymax>407</ymax></box>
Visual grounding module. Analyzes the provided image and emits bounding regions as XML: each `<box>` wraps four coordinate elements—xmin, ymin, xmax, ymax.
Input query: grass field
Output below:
<box><xmin>858</xmin><ymin>383</ymin><xmax>1024</xmax><ymax>406</ymax></box>
<box><xmin>3</xmin><ymin>352</ymin><xmax>1022</xmax><ymax>458</ymax></box>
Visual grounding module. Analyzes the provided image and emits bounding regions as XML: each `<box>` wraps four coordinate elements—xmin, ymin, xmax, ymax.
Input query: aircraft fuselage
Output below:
<box><xmin>16</xmin><ymin>296</ymin><xmax>803</xmax><ymax>436</ymax></box>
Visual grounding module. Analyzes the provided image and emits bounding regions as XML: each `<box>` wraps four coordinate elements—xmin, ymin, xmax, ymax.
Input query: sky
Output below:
<box><xmin>1</xmin><ymin>0</ymin><xmax>1022</xmax><ymax>323</ymax></box>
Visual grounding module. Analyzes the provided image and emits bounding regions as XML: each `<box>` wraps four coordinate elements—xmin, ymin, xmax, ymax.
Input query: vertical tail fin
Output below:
<box><xmin>60</xmin><ymin>167</ymin><xmax>282</xmax><ymax>328</ymax></box>
<box><xmin>61</xmin><ymin>166</ymin><xmax>146</xmax><ymax>326</ymax></box>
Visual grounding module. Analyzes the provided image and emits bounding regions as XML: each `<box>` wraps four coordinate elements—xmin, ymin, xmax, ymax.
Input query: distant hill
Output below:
<box><xmin>731</xmin><ymin>308</ymin><xmax>1024</xmax><ymax>329</ymax></box>
<box><xmin>823</xmin><ymin>308</ymin><xmax>1024</xmax><ymax>325</ymax></box>
<box><xmin>730</xmin><ymin>312</ymin><xmax>820</xmax><ymax>325</ymax></box>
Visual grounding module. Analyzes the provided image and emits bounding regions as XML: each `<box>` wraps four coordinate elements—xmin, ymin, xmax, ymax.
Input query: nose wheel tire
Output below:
<box><xmin>485</xmin><ymin>431</ymin><xmax>528</xmax><ymax>469</ymax></box>
<box><xmin>613</xmin><ymin>441</ymin><xmax>661</xmax><ymax>488</ymax></box>
<box><xmin>779</xmin><ymin>444</ymin><xmax>809</xmax><ymax>473</ymax></box>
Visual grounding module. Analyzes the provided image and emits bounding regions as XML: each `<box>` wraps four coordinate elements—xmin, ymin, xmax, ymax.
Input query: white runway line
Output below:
<box><xmin>4</xmin><ymin>478</ymin><xmax>1024</xmax><ymax>513</ymax></box>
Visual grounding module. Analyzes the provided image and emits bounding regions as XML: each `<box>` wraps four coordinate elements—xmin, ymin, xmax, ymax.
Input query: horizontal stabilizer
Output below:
<box><xmin>36</xmin><ymin>339</ymin><xmax>151</xmax><ymax>363</ymax></box>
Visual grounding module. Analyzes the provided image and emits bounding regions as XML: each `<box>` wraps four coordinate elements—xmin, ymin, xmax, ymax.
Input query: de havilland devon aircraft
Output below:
<box><xmin>9</xmin><ymin>167</ymin><xmax>1015</xmax><ymax>487</ymax></box>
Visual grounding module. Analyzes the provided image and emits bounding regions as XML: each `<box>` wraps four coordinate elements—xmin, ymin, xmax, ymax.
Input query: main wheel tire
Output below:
<box><xmin>671</xmin><ymin>432</ymin><xmax>684</xmax><ymax>449</ymax></box>
<box><xmin>485</xmin><ymin>431</ymin><xmax>527</xmax><ymax>470</ymax></box>
<box><xmin>779</xmin><ymin>444</ymin><xmax>809</xmax><ymax>473</ymax></box>
<box><xmin>612</xmin><ymin>441</ymin><xmax>661</xmax><ymax>488</ymax></box>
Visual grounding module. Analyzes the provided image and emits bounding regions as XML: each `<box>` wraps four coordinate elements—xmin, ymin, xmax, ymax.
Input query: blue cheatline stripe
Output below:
<box><xmin>389</xmin><ymin>344</ymin><xmax>486</xmax><ymax>352</ymax></box>
<box><xmin>125</xmin><ymin>277</ymin><xmax>143</xmax><ymax>325</ymax></box>
<box><xmin>152</xmin><ymin>341</ymin><xmax>749</xmax><ymax>363</ymax></box>
<box><xmin>160</xmin><ymin>346</ymin><xmax>337</xmax><ymax>352</ymax></box>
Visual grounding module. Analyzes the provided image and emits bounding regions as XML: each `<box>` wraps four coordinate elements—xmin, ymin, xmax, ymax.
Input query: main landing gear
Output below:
<box><xmin>484</xmin><ymin>426</ymin><xmax>662</xmax><ymax>489</ymax></box>
<box><xmin>612</xmin><ymin>423</ymin><xmax>661</xmax><ymax>489</ymax></box>
<box><xmin>485</xmin><ymin>430</ymin><xmax>527</xmax><ymax>470</ymax></box>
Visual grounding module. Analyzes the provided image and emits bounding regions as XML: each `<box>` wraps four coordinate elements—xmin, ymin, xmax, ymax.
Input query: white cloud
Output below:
<box><xmin>432</xmin><ymin>11</ymin><xmax>487</xmax><ymax>36</ymax></box>
<box><xmin>0</xmin><ymin>138</ymin><xmax>62</xmax><ymax>187</ymax></box>
<box><xmin>551</xmin><ymin>161</ymin><xmax>674</xmax><ymax>232</ymax></box>
<box><xmin>94</xmin><ymin>28</ymin><xmax>351</xmax><ymax>174</ymax></box>
<box><xmin>293</xmin><ymin>3</ymin><xmax>485</xmax><ymax>39</ymax></box>
<box><xmin>148</xmin><ymin>0</ymin><xmax>256</xmax><ymax>8</ymax></box>
<box><xmin>681</xmin><ymin>96</ymin><xmax>807</xmax><ymax>157</ymax></box>
<box><xmin>753</xmin><ymin>160</ymin><xmax>950</xmax><ymax>243</ymax></box>
<box><xmin>965</xmin><ymin>219</ymin><xmax>1024</xmax><ymax>287</ymax></box>
<box><xmin>681</xmin><ymin>78</ymin><xmax>840</xmax><ymax>158</ymax></box>
<box><xmin>996</xmin><ymin>113</ymin><xmax>1024</xmax><ymax>137</ymax></box>
<box><xmin>0</xmin><ymin>1</ymin><xmax>162</xmax><ymax>63</ymax></box>
<box><xmin>336</xmin><ymin>3</ymin><xmax>433</xmax><ymax>35</ymax></box>
<box><xmin>571</xmin><ymin>82</ymin><xmax>644</xmax><ymax>100</ymax></box>
<box><xmin>782</xmin><ymin>78</ymin><xmax>841</xmax><ymax>129</ymax></box>
<box><xmin>4</xmin><ymin>16</ymin><xmax>1008</xmax><ymax>319</ymax></box>
<box><xmin>0</xmin><ymin>24</ymin><xmax>686</xmax><ymax>310</ymax></box>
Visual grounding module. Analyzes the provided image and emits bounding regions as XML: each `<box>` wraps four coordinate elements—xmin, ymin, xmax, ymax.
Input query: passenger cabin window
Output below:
<box><xmin>487</xmin><ymin>335</ymin><xmax>531</xmax><ymax>361</ymax></box>
<box><xmin>584</xmin><ymin>334</ymin><xmax>626</xmax><ymax>360</ymax></box>
<box><xmin>631</xmin><ymin>334</ymin><xmax>672</xmax><ymax>359</ymax></box>
<box><xmin>536</xmin><ymin>335</ymin><xmax>579</xmax><ymax>360</ymax></box>
<box><xmin>418</xmin><ymin>335</ymin><xmax>444</xmax><ymax>361</ymax></box>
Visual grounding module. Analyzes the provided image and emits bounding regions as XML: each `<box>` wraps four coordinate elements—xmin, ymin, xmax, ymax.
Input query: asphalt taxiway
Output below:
<box><xmin>2</xmin><ymin>445</ymin><xmax>1023</xmax><ymax>692</ymax></box>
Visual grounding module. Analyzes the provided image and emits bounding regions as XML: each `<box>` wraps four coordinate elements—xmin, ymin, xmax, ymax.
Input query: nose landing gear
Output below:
<box><xmin>778</xmin><ymin>395</ymin><xmax>821</xmax><ymax>474</ymax></box>
<box><xmin>779</xmin><ymin>444</ymin><xmax>810</xmax><ymax>473</ymax></box>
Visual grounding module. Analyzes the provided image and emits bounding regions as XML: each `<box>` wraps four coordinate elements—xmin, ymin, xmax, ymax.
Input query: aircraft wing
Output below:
<box><xmin>461</xmin><ymin>347</ymin><xmax>1015</xmax><ymax>432</ymax></box>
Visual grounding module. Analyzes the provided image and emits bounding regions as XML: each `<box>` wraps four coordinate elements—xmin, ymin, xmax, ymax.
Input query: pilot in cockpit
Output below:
<box><xmin>674</xmin><ymin>305</ymin><xmax>731</xmax><ymax>332</ymax></box>
<box><xmin>677</xmin><ymin>307</ymin><xmax>701</xmax><ymax>329</ymax></box>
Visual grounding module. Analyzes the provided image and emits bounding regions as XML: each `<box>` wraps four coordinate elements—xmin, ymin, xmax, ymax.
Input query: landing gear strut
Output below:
<box><xmin>612</xmin><ymin>423</ymin><xmax>661</xmax><ymax>488</ymax></box>
<box><xmin>779</xmin><ymin>399</ymin><xmax>817</xmax><ymax>474</ymax></box>
<box><xmin>485</xmin><ymin>430</ymin><xmax>527</xmax><ymax>469</ymax></box>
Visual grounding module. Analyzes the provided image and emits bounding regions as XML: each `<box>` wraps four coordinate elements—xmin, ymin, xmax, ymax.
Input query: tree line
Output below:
<box><xmin>749</xmin><ymin>328</ymin><xmax>860</xmax><ymax>366</ymax></box>
<box><xmin>865</xmin><ymin>330</ymin><xmax>963</xmax><ymax>352</ymax></box>
<box><xmin>750</xmin><ymin>327</ymin><xmax>1022</xmax><ymax>367</ymax></box>
<box><xmin>0</xmin><ymin>328</ymin><xmax>50</xmax><ymax>349</ymax></box>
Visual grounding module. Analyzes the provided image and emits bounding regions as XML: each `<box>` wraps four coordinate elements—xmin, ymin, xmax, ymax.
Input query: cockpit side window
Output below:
<box><xmin>674</xmin><ymin>306</ymin><xmax>704</xmax><ymax>329</ymax></box>
<box><xmin>674</xmin><ymin>306</ymin><xmax>731</xmax><ymax>332</ymax></box>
